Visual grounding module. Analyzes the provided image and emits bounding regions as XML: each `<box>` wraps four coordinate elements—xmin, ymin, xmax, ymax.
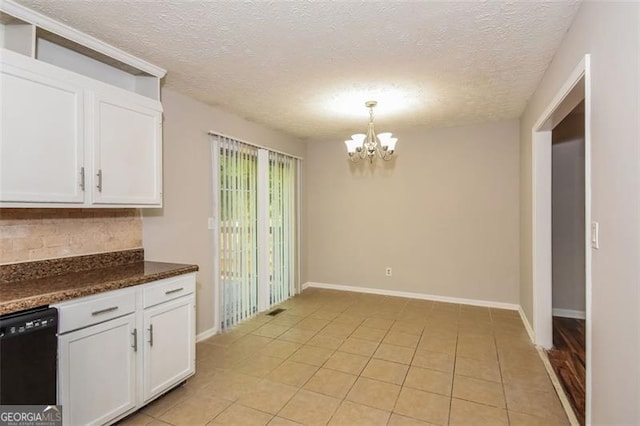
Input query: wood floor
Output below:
<box><xmin>548</xmin><ymin>316</ymin><xmax>586</xmax><ymax>425</ymax></box>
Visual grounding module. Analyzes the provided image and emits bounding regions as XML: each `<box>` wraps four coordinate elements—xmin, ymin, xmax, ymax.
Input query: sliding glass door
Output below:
<box><xmin>212</xmin><ymin>135</ymin><xmax>298</xmax><ymax>331</ymax></box>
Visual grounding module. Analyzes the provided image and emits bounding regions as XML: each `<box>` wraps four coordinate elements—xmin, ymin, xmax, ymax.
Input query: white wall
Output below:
<box><xmin>519</xmin><ymin>2</ymin><xmax>639</xmax><ymax>423</ymax></box>
<box><xmin>306</xmin><ymin>119</ymin><xmax>520</xmax><ymax>305</ymax></box>
<box><xmin>143</xmin><ymin>88</ymin><xmax>305</xmax><ymax>335</ymax></box>
<box><xmin>552</xmin><ymin>108</ymin><xmax>585</xmax><ymax>314</ymax></box>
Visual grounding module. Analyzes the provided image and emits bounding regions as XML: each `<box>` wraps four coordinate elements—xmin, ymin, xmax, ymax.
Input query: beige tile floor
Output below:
<box><xmin>119</xmin><ymin>288</ymin><xmax>570</xmax><ymax>426</ymax></box>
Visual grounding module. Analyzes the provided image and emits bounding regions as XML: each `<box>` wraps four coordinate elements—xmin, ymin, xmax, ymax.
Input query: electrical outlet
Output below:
<box><xmin>385</xmin><ymin>267</ymin><xmax>392</xmax><ymax>277</ymax></box>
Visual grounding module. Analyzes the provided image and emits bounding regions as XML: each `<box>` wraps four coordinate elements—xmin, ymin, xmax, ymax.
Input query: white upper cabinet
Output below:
<box><xmin>0</xmin><ymin>1</ymin><xmax>166</xmax><ymax>208</ymax></box>
<box><xmin>91</xmin><ymin>92</ymin><xmax>162</xmax><ymax>205</ymax></box>
<box><xmin>1</xmin><ymin>54</ymin><xmax>84</xmax><ymax>203</ymax></box>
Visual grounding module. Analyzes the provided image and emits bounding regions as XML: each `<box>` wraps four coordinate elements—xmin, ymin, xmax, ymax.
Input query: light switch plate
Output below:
<box><xmin>208</xmin><ymin>218</ymin><xmax>215</xmax><ymax>230</ymax></box>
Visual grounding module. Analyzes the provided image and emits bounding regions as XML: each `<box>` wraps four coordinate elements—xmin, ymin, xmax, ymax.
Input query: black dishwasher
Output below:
<box><xmin>0</xmin><ymin>306</ymin><xmax>58</xmax><ymax>405</ymax></box>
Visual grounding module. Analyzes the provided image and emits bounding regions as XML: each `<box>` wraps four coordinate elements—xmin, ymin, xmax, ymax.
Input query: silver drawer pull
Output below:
<box><xmin>165</xmin><ymin>287</ymin><xmax>184</xmax><ymax>295</ymax></box>
<box><xmin>91</xmin><ymin>306</ymin><xmax>118</xmax><ymax>316</ymax></box>
<box><xmin>132</xmin><ymin>328</ymin><xmax>138</xmax><ymax>352</ymax></box>
<box><xmin>80</xmin><ymin>167</ymin><xmax>85</xmax><ymax>191</ymax></box>
<box><xmin>96</xmin><ymin>169</ymin><xmax>103</xmax><ymax>192</ymax></box>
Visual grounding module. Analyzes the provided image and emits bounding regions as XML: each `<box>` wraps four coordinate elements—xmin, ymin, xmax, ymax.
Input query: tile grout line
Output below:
<box><xmin>387</xmin><ymin>307</ymin><xmax>427</xmax><ymax>426</ymax></box>
<box><xmin>265</xmin><ymin>303</ymin><xmax>330</xmax><ymax>424</ymax></box>
<box><xmin>384</xmin><ymin>300</ymin><xmax>418</xmax><ymax>426</ymax></box>
<box><xmin>444</xmin><ymin>304</ymin><xmax>461</xmax><ymax>426</ymax></box>
<box><xmin>192</xmin><ymin>291</ymin><xmax>548</xmax><ymax>426</ymax></box>
<box><xmin>371</xmin><ymin>315</ymin><xmax>401</xmax><ymax>422</ymax></box>
<box><xmin>313</xmin><ymin>308</ymin><xmax>365</xmax><ymax>425</ymax></box>
<box><xmin>490</xmin><ymin>307</ymin><xmax>512</xmax><ymax>425</ymax></box>
<box><xmin>230</xmin><ymin>303</ymin><xmax>325</xmax><ymax>424</ymax></box>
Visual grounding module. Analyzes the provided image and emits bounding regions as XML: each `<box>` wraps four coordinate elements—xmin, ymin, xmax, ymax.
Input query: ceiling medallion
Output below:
<box><xmin>344</xmin><ymin>101</ymin><xmax>398</xmax><ymax>163</ymax></box>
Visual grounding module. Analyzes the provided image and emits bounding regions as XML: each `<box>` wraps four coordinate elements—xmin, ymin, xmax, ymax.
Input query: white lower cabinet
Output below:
<box><xmin>55</xmin><ymin>273</ymin><xmax>196</xmax><ymax>426</ymax></box>
<box><xmin>143</xmin><ymin>296</ymin><xmax>195</xmax><ymax>402</ymax></box>
<box><xmin>58</xmin><ymin>314</ymin><xmax>137</xmax><ymax>426</ymax></box>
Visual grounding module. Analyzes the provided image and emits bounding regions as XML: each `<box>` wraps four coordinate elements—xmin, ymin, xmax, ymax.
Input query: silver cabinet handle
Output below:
<box><xmin>132</xmin><ymin>328</ymin><xmax>137</xmax><ymax>352</ymax></box>
<box><xmin>96</xmin><ymin>169</ymin><xmax>103</xmax><ymax>192</ymax></box>
<box><xmin>165</xmin><ymin>287</ymin><xmax>184</xmax><ymax>295</ymax></box>
<box><xmin>80</xmin><ymin>167</ymin><xmax>85</xmax><ymax>191</ymax></box>
<box><xmin>91</xmin><ymin>306</ymin><xmax>118</xmax><ymax>316</ymax></box>
<box><xmin>148</xmin><ymin>324</ymin><xmax>153</xmax><ymax>347</ymax></box>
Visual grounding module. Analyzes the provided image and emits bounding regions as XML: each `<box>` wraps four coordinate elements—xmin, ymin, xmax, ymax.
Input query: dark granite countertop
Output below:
<box><xmin>0</xmin><ymin>251</ymin><xmax>198</xmax><ymax>315</ymax></box>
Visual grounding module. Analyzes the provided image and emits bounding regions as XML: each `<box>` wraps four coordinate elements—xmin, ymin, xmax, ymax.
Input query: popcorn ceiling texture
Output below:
<box><xmin>18</xmin><ymin>1</ymin><xmax>580</xmax><ymax>140</ymax></box>
<box><xmin>0</xmin><ymin>209</ymin><xmax>142</xmax><ymax>264</ymax></box>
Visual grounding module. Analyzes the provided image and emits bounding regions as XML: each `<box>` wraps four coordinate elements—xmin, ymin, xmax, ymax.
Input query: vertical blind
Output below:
<box><xmin>217</xmin><ymin>137</ymin><xmax>259</xmax><ymax>330</ymax></box>
<box><xmin>212</xmin><ymin>134</ymin><xmax>299</xmax><ymax>331</ymax></box>
<box><xmin>269</xmin><ymin>151</ymin><xmax>297</xmax><ymax>306</ymax></box>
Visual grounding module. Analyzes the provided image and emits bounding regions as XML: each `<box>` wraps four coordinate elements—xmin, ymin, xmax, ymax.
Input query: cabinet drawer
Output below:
<box><xmin>143</xmin><ymin>273</ymin><xmax>195</xmax><ymax>308</ymax></box>
<box><xmin>56</xmin><ymin>288</ymin><xmax>136</xmax><ymax>334</ymax></box>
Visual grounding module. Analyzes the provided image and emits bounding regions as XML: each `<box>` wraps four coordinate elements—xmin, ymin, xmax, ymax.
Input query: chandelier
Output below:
<box><xmin>344</xmin><ymin>101</ymin><xmax>398</xmax><ymax>163</ymax></box>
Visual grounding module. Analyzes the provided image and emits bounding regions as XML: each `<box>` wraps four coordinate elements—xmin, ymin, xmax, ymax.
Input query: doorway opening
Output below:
<box><xmin>548</xmin><ymin>100</ymin><xmax>586</xmax><ymax>425</ymax></box>
<box><xmin>531</xmin><ymin>55</ymin><xmax>591</xmax><ymax>425</ymax></box>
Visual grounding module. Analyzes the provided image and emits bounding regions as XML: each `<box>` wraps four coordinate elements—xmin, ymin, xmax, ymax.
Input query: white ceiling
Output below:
<box><xmin>18</xmin><ymin>1</ymin><xmax>581</xmax><ymax>141</ymax></box>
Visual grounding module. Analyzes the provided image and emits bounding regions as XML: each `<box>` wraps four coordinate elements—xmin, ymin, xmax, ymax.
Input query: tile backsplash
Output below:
<box><xmin>0</xmin><ymin>209</ymin><xmax>142</xmax><ymax>264</ymax></box>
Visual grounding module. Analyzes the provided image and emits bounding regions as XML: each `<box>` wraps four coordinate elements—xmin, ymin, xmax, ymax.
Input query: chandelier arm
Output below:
<box><xmin>376</xmin><ymin>146</ymin><xmax>392</xmax><ymax>160</ymax></box>
<box><xmin>348</xmin><ymin>153</ymin><xmax>362</xmax><ymax>163</ymax></box>
<box><xmin>380</xmin><ymin>148</ymin><xmax>393</xmax><ymax>161</ymax></box>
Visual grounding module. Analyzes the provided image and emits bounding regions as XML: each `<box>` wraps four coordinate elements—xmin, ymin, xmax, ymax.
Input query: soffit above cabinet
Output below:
<box><xmin>0</xmin><ymin>0</ymin><xmax>165</xmax><ymax>78</ymax></box>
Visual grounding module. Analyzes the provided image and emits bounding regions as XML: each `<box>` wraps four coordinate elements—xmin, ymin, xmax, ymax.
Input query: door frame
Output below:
<box><xmin>531</xmin><ymin>54</ymin><xmax>592</xmax><ymax>424</ymax></box>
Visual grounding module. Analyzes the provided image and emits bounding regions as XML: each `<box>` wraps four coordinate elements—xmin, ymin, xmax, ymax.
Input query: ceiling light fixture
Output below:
<box><xmin>344</xmin><ymin>101</ymin><xmax>398</xmax><ymax>163</ymax></box>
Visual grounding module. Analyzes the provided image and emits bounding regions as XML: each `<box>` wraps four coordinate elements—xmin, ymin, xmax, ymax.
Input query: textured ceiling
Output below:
<box><xmin>18</xmin><ymin>1</ymin><xmax>581</xmax><ymax>141</ymax></box>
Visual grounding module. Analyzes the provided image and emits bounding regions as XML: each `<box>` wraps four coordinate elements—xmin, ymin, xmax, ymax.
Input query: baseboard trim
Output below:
<box><xmin>552</xmin><ymin>308</ymin><xmax>586</xmax><ymax>320</ymax></box>
<box><xmin>196</xmin><ymin>327</ymin><xmax>218</xmax><ymax>343</ymax></box>
<box><xmin>303</xmin><ymin>281</ymin><xmax>520</xmax><ymax>311</ymax></box>
<box><xmin>537</xmin><ymin>347</ymin><xmax>581</xmax><ymax>426</ymax></box>
<box><xmin>301</xmin><ymin>282</ymin><xmax>310</xmax><ymax>291</ymax></box>
<box><xmin>518</xmin><ymin>307</ymin><xmax>536</xmax><ymax>343</ymax></box>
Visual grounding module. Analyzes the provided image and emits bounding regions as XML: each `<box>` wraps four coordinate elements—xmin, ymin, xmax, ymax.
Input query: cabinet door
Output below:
<box><xmin>91</xmin><ymin>92</ymin><xmax>162</xmax><ymax>205</ymax></box>
<box><xmin>0</xmin><ymin>54</ymin><xmax>84</xmax><ymax>203</ymax></box>
<box><xmin>58</xmin><ymin>314</ymin><xmax>137</xmax><ymax>426</ymax></box>
<box><xmin>143</xmin><ymin>295</ymin><xmax>195</xmax><ymax>402</ymax></box>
